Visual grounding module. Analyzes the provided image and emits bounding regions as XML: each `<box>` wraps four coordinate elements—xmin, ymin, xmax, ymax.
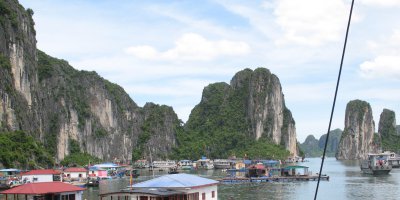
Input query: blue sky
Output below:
<box><xmin>19</xmin><ymin>0</ymin><xmax>400</xmax><ymax>143</ymax></box>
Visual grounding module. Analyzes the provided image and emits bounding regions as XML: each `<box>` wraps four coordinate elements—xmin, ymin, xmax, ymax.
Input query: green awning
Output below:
<box><xmin>284</xmin><ymin>166</ymin><xmax>309</xmax><ymax>170</ymax></box>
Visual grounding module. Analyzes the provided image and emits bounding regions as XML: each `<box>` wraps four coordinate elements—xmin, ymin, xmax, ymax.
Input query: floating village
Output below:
<box><xmin>2</xmin><ymin>151</ymin><xmax>400</xmax><ymax>200</ymax></box>
<box><xmin>0</xmin><ymin>154</ymin><xmax>334</xmax><ymax>200</ymax></box>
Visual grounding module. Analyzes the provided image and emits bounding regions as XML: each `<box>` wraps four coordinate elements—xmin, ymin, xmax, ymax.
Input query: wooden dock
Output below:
<box><xmin>219</xmin><ymin>175</ymin><xmax>329</xmax><ymax>183</ymax></box>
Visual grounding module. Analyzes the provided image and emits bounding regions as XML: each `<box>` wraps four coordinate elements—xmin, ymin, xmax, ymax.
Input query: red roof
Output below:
<box><xmin>248</xmin><ymin>164</ymin><xmax>266</xmax><ymax>170</ymax></box>
<box><xmin>21</xmin><ymin>169</ymin><xmax>62</xmax><ymax>176</ymax></box>
<box><xmin>64</xmin><ymin>168</ymin><xmax>87</xmax><ymax>173</ymax></box>
<box><xmin>0</xmin><ymin>182</ymin><xmax>85</xmax><ymax>194</ymax></box>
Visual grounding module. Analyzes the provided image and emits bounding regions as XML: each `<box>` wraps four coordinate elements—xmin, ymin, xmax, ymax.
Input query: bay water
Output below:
<box><xmin>2</xmin><ymin>157</ymin><xmax>400</xmax><ymax>199</ymax></box>
<box><xmin>82</xmin><ymin>157</ymin><xmax>400</xmax><ymax>199</ymax></box>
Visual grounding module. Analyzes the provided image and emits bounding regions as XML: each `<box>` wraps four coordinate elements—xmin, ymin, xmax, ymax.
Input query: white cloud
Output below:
<box><xmin>125</xmin><ymin>33</ymin><xmax>250</xmax><ymax>61</ymax></box>
<box><xmin>360</xmin><ymin>56</ymin><xmax>400</xmax><ymax>79</ymax></box>
<box><xmin>359</xmin><ymin>30</ymin><xmax>400</xmax><ymax>79</ymax></box>
<box><xmin>360</xmin><ymin>0</ymin><xmax>400</xmax><ymax>7</ymax></box>
<box><xmin>274</xmin><ymin>0</ymin><xmax>350</xmax><ymax>46</ymax></box>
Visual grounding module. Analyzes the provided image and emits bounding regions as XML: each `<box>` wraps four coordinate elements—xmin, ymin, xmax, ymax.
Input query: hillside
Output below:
<box><xmin>299</xmin><ymin>129</ymin><xmax>342</xmax><ymax>157</ymax></box>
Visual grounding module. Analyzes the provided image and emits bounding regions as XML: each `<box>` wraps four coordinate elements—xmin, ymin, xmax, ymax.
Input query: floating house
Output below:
<box><xmin>282</xmin><ymin>166</ymin><xmax>309</xmax><ymax>176</ymax></box>
<box><xmin>63</xmin><ymin>167</ymin><xmax>88</xmax><ymax>180</ymax></box>
<box><xmin>21</xmin><ymin>169</ymin><xmax>62</xmax><ymax>183</ymax></box>
<box><xmin>0</xmin><ymin>169</ymin><xmax>21</xmax><ymax>178</ymax></box>
<box><xmin>88</xmin><ymin>166</ymin><xmax>108</xmax><ymax>178</ymax></box>
<box><xmin>100</xmin><ymin>173</ymin><xmax>218</xmax><ymax>200</ymax></box>
<box><xmin>0</xmin><ymin>182</ymin><xmax>85</xmax><ymax>200</ymax></box>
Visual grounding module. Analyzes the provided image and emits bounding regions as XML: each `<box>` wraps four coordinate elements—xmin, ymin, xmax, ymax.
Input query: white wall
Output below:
<box><xmin>22</xmin><ymin>174</ymin><xmax>59</xmax><ymax>183</ymax></box>
<box><xmin>66</xmin><ymin>172</ymin><xmax>87</xmax><ymax>179</ymax></box>
<box><xmin>188</xmin><ymin>185</ymin><xmax>218</xmax><ymax>200</ymax></box>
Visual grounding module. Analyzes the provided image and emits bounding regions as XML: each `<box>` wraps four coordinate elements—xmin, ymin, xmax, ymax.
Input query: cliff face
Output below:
<box><xmin>378</xmin><ymin>109</ymin><xmax>400</xmax><ymax>152</ymax></box>
<box><xmin>185</xmin><ymin>68</ymin><xmax>297</xmax><ymax>157</ymax></box>
<box><xmin>0</xmin><ymin>0</ymin><xmax>39</xmax><ymax>133</ymax></box>
<box><xmin>378</xmin><ymin>109</ymin><xmax>397</xmax><ymax>137</ymax></box>
<box><xmin>0</xmin><ymin>0</ymin><xmax>180</xmax><ymax>162</ymax></box>
<box><xmin>336</xmin><ymin>100</ymin><xmax>380</xmax><ymax>160</ymax></box>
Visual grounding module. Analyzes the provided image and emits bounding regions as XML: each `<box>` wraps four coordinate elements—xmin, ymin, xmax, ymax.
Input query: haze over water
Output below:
<box><xmin>79</xmin><ymin>157</ymin><xmax>400</xmax><ymax>200</ymax></box>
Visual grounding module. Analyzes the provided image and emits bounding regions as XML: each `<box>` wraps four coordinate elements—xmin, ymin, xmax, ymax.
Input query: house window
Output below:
<box><xmin>212</xmin><ymin>191</ymin><xmax>215</xmax><ymax>198</ymax></box>
<box><xmin>202</xmin><ymin>193</ymin><xmax>205</xmax><ymax>200</ymax></box>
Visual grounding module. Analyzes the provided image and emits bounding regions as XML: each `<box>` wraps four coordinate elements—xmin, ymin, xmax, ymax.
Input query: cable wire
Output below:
<box><xmin>314</xmin><ymin>0</ymin><xmax>355</xmax><ymax>199</ymax></box>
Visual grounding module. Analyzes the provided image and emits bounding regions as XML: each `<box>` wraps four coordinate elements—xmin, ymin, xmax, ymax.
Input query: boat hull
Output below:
<box><xmin>361</xmin><ymin>166</ymin><xmax>391</xmax><ymax>175</ymax></box>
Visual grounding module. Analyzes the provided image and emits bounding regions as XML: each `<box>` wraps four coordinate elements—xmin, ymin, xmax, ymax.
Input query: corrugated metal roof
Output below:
<box><xmin>21</xmin><ymin>169</ymin><xmax>61</xmax><ymax>175</ymax></box>
<box><xmin>92</xmin><ymin>163</ymin><xmax>120</xmax><ymax>168</ymax></box>
<box><xmin>132</xmin><ymin>173</ymin><xmax>218</xmax><ymax>188</ymax></box>
<box><xmin>64</xmin><ymin>168</ymin><xmax>87</xmax><ymax>172</ymax></box>
<box><xmin>0</xmin><ymin>182</ymin><xmax>85</xmax><ymax>194</ymax></box>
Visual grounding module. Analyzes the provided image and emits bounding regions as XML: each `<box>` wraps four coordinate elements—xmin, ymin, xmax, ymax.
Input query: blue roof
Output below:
<box><xmin>132</xmin><ymin>173</ymin><xmax>218</xmax><ymax>188</ymax></box>
<box><xmin>0</xmin><ymin>169</ymin><xmax>20</xmax><ymax>172</ymax></box>
<box><xmin>92</xmin><ymin>163</ymin><xmax>120</xmax><ymax>168</ymax></box>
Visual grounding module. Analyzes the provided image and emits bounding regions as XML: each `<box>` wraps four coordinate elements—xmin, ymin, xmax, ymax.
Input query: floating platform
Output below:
<box><xmin>219</xmin><ymin>175</ymin><xmax>329</xmax><ymax>183</ymax></box>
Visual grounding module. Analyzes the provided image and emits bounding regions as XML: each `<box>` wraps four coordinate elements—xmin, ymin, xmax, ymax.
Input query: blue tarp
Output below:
<box><xmin>131</xmin><ymin>173</ymin><xmax>218</xmax><ymax>188</ymax></box>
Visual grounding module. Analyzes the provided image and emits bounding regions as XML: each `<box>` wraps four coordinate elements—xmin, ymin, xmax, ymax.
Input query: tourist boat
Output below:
<box><xmin>385</xmin><ymin>151</ymin><xmax>400</xmax><ymax>168</ymax></box>
<box><xmin>213</xmin><ymin>159</ymin><xmax>232</xmax><ymax>169</ymax></box>
<box><xmin>360</xmin><ymin>153</ymin><xmax>392</xmax><ymax>175</ymax></box>
<box><xmin>196</xmin><ymin>157</ymin><xmax>214</xmax><ymax>170</ymax></box>
<box><xmin>152</xmin><ymin>160</ymin><xmax>176</xmax><ymax>170</ymax></box>
<box><xmin>178</xmin><ymin>160</ymin><xmax>193</xmax><ymax>170</ymax></box>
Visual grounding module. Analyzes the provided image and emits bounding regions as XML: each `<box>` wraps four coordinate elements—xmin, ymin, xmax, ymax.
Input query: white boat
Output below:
<box><xmin>360</xmin><ymin>153</ymin><xmax>392</xmax><ymax>175</ymax></box>
<box><xmin>152</xmin><ymin>160</ymin><xmax>176</xmax><ymax>169</ymax></box>
<box><xmin>385</xmin><ymin>151</ymin><xmax>400</xmax><ymax>168</ymax></box>
<box><xmin>196</xmin><ymin>157</ymin><xmax>214</xmax><ymax>170</ymax></box>
<box><xmin>178</xmin><ymin>160</ymin><xmax>193</xmax><ymax>170</ymax></box>
<box><xmin>213</xmin><ymin>159</ymin><xmax>232</xmax><ymax>169</ymax></box>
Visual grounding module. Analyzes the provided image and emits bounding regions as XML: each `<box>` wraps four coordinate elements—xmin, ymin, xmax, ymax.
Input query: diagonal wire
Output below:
<box><xmin>314</xmin><ymin>0</ymin><xmax>355</xmax><ymax>199</ymax></box>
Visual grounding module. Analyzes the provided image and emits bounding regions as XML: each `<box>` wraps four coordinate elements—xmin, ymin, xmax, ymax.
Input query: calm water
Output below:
<box><xmin>2</xmin><ymin>158</ymin><xmax>400</xmax><ymax>200</ymax></box>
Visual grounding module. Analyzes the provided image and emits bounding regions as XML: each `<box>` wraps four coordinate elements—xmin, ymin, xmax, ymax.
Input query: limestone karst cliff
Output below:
<box><xmin>1</xmin><ymin>0</ymin><xmax>298</xmax><ymax>166</ymax></box>
<box><xmin>336</xmin><ymin>100</ymin><xmax>380</xmax><ymax>160</ymax></box>
<box><xmin>0</xmin><ymin>0</ymin><xmax>180</xmax><ymax>163</ymax></box>
<box><xmin>183</xmin><ymin>68</ymin><xmax>297</xmax><ymax>158</ymax></box>
<box><xmin>379</xmin><ymin>109</ymin><xmax>400</xmax><ymax>151</ymax></box>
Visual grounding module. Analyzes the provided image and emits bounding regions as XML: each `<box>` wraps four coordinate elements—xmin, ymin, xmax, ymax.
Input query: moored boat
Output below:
<box><xmin>178</xmin><ymin>160</ymin><xmax>193</xmax><ymax>170</ymax></box>
<box><xmin>360</xmin><ymin>153</ymin><xmax>392</xmax><ymax>175</ymax></box>
<box><xmin>385</xmin><ymin>151</ymin><xmax>400</xmax><ymax>168</ymax></box>
<box><xmin>196</xmin><ymin>157</ymin><xmax>214</xmax><ymax>170</ymax></box>
<box><xmin>213</xmin><ymin>159</ymin><xmax>232</xmax><ymax>169</ymax></box>
<box><xmin>152</xmin><ymin>160</ymin><xmax>176</xmax><ymax>170</ymax></box>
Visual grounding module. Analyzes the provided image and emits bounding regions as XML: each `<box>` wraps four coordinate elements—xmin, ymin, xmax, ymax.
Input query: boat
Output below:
<box><xmin>168</xmin><ymin>167</ymin><xmax>179</xmax><ymax>174</ymax></box>
<box><xmin>152</xmin><ymin>160</ymin><xmax>176</xmax><ymax>170</ymax></box>
<box><xmin>385</xmin><ymin>151</ymin><xmax>400</xmax><ymax>168</ymax></box>
<box><xmin>177</xmin><ymin>160</ymin><xmax>193</xmax><ymax>170</ymax></box>
<box><xmin>196</xmin><ymin>157</ymin><xmax>214</xmax><ymax>170</ymax></box>
<box><xmin>360</xmin><ymin>153</ymin><xmax>392</xmax><ymax>175</ymax></box>
<box><xmin>213</xmin><ymin>159</ymin><xmax>232</xmax><ymax>169</ymax></box>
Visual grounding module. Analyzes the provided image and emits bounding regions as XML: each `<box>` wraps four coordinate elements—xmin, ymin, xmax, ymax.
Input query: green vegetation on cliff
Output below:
<box><xmin>0</xmin><ymin>131</ymin><xmax>54</xmax><ymax>169</ymax></box>
<box><xmin>173</xmin><ymin>68</ymin><xmax>291</xmax><ymax>160</ymax></box>
<box><xmin>379</xmin><ymin>109</ymin><xmax>400</xmax><ymax>152</ymax></box>
<box><xmin>299</xmin><ymin>129</ymin><xmax>342</xmax><ymax>157</ymax></box>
